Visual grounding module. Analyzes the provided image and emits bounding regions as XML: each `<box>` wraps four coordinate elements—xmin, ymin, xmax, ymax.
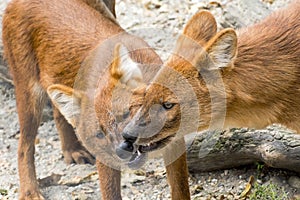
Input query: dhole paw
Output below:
<box><xmin>19</xmin><ymin>190</ymin><xmax>45</xmax><ymax>200</ymax></box>
<box><xmin>63</xmin><ymin>145</ymin><xmax>95</xmax><ymax>165</ymax></box>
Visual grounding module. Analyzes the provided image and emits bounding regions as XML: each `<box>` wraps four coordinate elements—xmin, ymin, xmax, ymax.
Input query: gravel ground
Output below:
<box><xmin>1</xmin><ymin>0</ymin><xmax>300</xmax><ymax>200</ymax></box>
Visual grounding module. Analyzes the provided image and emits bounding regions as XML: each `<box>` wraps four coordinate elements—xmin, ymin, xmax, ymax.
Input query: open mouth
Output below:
<box><xmin>127</xmin><ymin>135</ymin><xmax>174</xmax><ymax>169</ymax></box>
<box><xmin>138</xmin><ymin>135</ymin><xmax>174</xmax><ymax>153</ymax></box>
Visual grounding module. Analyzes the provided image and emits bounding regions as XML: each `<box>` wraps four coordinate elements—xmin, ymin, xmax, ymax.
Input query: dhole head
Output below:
<box><xmin>46</xmin><ymin>43</ymin><xmax>147</xmax><ymax>168</ymax></box>
<box><xmin>117</xmin><ymin>11</ymin><xmax>238</xmax><ymax>166</ymax></box>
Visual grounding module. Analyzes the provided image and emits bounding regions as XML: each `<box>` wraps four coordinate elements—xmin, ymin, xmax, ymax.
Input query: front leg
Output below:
<box><xmin>164</xmin><ymin>137</ymin><xmax>190</xmax><ymax>200</ymax></box>
<box><xmin>15</xmin><ymin>87</ymin><xmax>46</xmax><ymax>200</ymax></box>
<box><xmin>96</xmin><ymin>160</ymin><xmax>122</xmax><ymax>200</ymax></box>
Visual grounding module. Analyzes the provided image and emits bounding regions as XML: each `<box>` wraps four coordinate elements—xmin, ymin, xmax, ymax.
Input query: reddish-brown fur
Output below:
<box><xmin>2</xmin><ymin>0</ymin><xmax>193</xmax><ymax>199</ymax></box>
<box><xmin>121</xmin><ymin>1</ymin><xmax>299</xmax><ymax>199</ymax></box>
<box><xmin>1</xmin><ymin>0</ymin><xmax>185</xmax><ymax>199</ymax></box>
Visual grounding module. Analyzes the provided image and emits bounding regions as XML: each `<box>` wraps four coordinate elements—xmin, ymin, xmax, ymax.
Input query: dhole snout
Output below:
<box><xmin>116</xmin><ymin>84</ymin><xmax>180</xmax><ymax>166</ymax></box>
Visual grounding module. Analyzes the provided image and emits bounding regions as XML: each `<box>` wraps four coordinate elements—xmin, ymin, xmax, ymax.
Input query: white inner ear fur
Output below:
<box><xmin>47</xmin><ymin>88</ymin><xmax>81</xmax><ymax>127</ymax></box>
<box><xmin>118</xmin><ymin>45</ymin><xmax>143</xmax><ymax>88</ymax></box>
<box><xmin>207</xmin><ymin>32</ymin><xmax>236</xmax><ymax>70</ymax></box>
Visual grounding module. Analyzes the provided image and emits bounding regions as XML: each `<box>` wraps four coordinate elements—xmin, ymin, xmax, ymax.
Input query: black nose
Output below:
<box><xmin>116</xmin><ymin>141</ymin><xmax>134</xmax><ymax>159</ymax></box>
<box><xmin>122</xmin><ymin>131</ymin><xmax>137</xmax><ymax>143</ymax></box>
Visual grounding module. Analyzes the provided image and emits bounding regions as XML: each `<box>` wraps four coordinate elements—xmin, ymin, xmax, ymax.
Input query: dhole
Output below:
<box><xmin>118</xmin><ymin>1</ymin><xmax>300</xmax><ymax>198</ymax></box>
<box><xmin>1</xmin><ymin>0</ymin><xmax>192</xmax><ymax>199</ymax></box>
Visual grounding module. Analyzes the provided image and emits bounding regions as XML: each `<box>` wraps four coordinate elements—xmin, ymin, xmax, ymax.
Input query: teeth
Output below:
<box><xmin>137</xmin><ymin>149</ymin><xmax>141</xmax><ymax>156</ymax></box>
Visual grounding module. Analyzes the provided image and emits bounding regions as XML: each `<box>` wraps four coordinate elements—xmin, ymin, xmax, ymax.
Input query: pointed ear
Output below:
<box><xmin>47</xmin><ymin>84</ymin><xmax>82</xmax><ymax>127</ymax></box>
<box><xmin>206</xmin><ymin>28</ymin><xmax>237</xmax><ymax>70</ymax></box>
<box><xmin>194</xmin><ymin>28</ymin><xmax>237</xmax><ymax>71</ymax></box>
<box><xmin>110</xmin><ymin>43</ymin><xmax>143</xmax><ymax>88</ymax></box>
<box><xmin>183</xmin><ymin>11</ymin><xmax>217</xmax><ymax>43</ymax></box>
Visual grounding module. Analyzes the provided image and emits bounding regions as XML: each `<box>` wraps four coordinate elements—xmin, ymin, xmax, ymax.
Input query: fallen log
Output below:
<box><xmin>186</xmin><ymin>126</ymin><xmax>300</xmax><ymax>173</ymax></box>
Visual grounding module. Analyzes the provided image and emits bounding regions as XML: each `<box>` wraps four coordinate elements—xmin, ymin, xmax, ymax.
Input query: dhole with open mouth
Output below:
<box><xmin>117</xmin><ymin>1</ymin><xmax>300</xmax><ymax>199</ymax></box>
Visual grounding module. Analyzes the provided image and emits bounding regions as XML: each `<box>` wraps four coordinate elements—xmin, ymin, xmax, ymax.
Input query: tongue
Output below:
<box><xmin>127</xmin><ymin>151</ymin><xmax>148</xmax><ymax>169</ymax></box>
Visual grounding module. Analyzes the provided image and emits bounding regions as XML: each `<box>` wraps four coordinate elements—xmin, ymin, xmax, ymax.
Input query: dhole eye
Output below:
<box><xmin>162</xmin><ymin>102</ymin><xmax>175</xmax><ymax>110</ymax></box>
<box><xmin>96</xmin><ymin>129</ymin><xmax>105</xmax><ymax>139</ymax></box>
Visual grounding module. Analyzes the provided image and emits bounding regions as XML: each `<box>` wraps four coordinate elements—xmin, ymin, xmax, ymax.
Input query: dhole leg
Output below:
<box><xmin>164</xmin><ymin>138</ymin><xmax>190</xmax><ymax>200</ymax></box>
<box><xmin>3</xmin><ymin>19</ymin><xmax>46</xmax><ymax>198</ymax></box>
<box><xmin>15</xmin><ymin>84</ymin><xmax>46</xmax><ymax>200</ymax></box>
<box><xmin>52</xmin><ymin>107</ymin><xmax>95</xmax><ymax>164</ymax></box>
<box><xmin>96</xmin><ymin>160</ymin><xmax>121</xmax><ymax>200</ymax></box>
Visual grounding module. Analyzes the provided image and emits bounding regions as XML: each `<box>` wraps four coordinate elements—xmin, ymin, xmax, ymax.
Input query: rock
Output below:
<box><xmin>224</xmin><ymin>170</ymin><xmax>229</xmax><ymax>176</ymax></box>
<box><xmin>223</xmin><ymin>0</ymin><xmax>271</xmax><ymax>28</ymax></box>
<box><xmin>288</xmin><ymin>176</ymin><xmax>300</xmax><ymax>189</ymax></box>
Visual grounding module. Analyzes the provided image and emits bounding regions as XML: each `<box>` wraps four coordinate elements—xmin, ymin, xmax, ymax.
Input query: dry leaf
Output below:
<box><xmin>38</xmin><ymin>173</ymin><xmax>62</xmax><ymax>187</ymax></box>
<box><xmin>209</xmin><ymin>1</ymin><xmax>222</xmax><ymax>7</ymax></box>
<box><xmin>262</xmin><ymin>0</ymin><xmax>275</xmax><ymax>4</ymax></box>
<box><xmin>240</xmin><ymin>175</ymin><xmax>255</xmax><ymax>198</ymax></box>
<box><xmin>59</xmin><ymin>171</ymin><xmax>98</xmax><ymax>186</ymax></box>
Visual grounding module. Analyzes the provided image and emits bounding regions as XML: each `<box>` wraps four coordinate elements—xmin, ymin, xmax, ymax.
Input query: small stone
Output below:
<box><xmin>134</xmin><ymin>170</ymin><xmax>146</xmax><ymax>176</ymax></box>
<box><xmin>211</xmin><ymin>179</ymin><xmax>218</xmax><ymax>184</ymax></box>
<box><xmin>224</xmin><ymin>170</ymin><xmax>229</xmax><ymax>176</ymax></box>
<box><xmin>14</xmin><ymin>131</ymin><xmax>20</xmax><ymax>139</ymax></box>
<box><xmin>192</xmin><ymin>184</ymin><xmax>204</xmax><ymax>195</ymax></box>
<box><xmin>288</xmin><ymin>176</ymin><xmax>300</xmax><ymax>189</ymax></box>
<box><xmin>257</xmin><ymin>179</ymin><xmax>262</xmax><ymax>184</ymax></box>
<box><xmin>0</xmin><ymin>189</ymin><xmax>8</xmax><ymax>196</ymax></box>
<box><xmin>35</xmin><ymin>137</ymin><xmax>40</xmax><ymax>144</ymax></box>
<box><xmin>240</xmin><ymin>128</ymin><xmax>248</xmax><ymax>133</ymax></box>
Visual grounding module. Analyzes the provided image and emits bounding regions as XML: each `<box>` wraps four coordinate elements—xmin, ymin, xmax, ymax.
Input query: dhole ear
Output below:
<box><xmin>195</xmin><ymin>28</ymin><xmax>237</xmax><ymax>70</ymax></box>
<box><xmin>183</xmin><ymin>11</ymin><xmax>217</xmax><ymax>43</ymax></box>
<box><xmin>110</xmin><ymin>43</ymin><xmax>143</xmax><ymax>88</ymax></box>
<box><xmin>206</xmin><ymin>28</ymin><xmax>237</xmax><ymax>70</ymax></box>
<box><xmin>47</xmin><ymin>84</ymin><xmax>82</xmax><ymax>127</ymax></box>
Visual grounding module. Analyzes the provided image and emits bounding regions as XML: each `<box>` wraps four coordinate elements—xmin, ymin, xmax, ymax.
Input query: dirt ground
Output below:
<box><xmin>0</xmin><ymin>0</ymin><xmax>300</xmax><ymax>199</ymax></box>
